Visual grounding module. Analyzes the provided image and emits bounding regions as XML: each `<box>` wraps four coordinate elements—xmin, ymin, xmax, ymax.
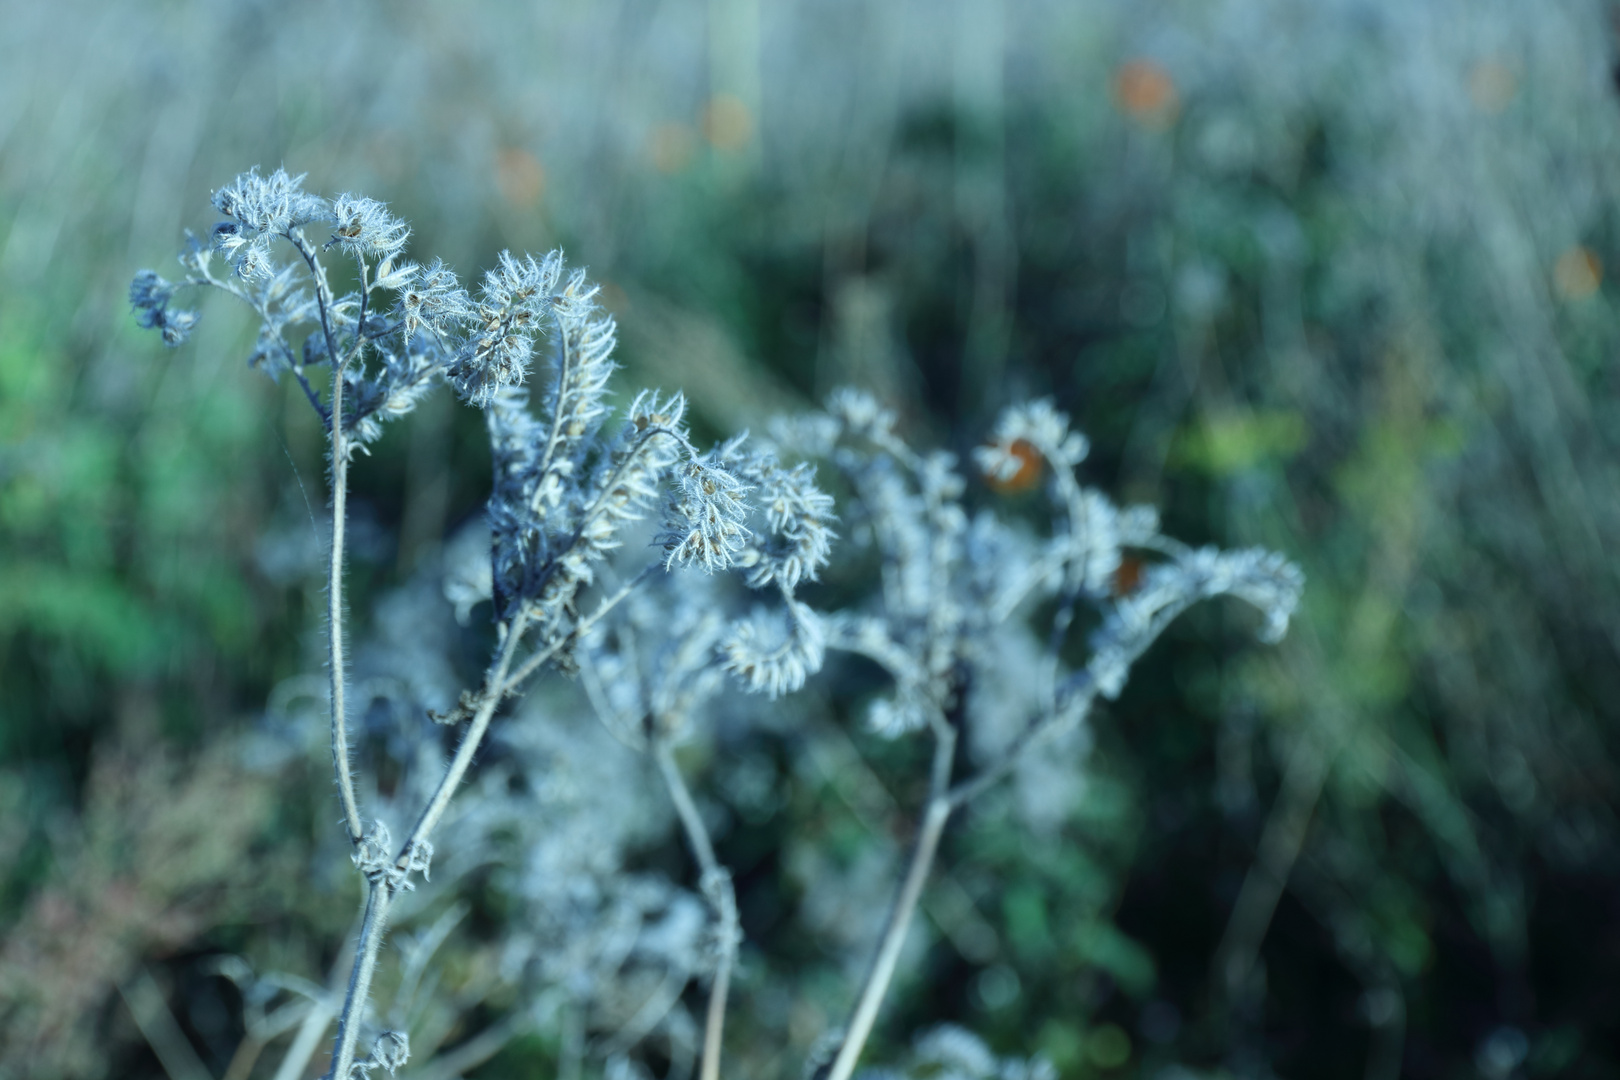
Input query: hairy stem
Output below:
<box><xmin>947</xmin><ymin>683</ymin><xmax>1097</xmax><ymax>810</ymax></box>
<box><xmin>326</xmin><ymin>612</ymin><xmax>530</xmax><ymax>1080</ymax></box>
<box><xmin>655</xmin><ymin>741</ymin><xmax>738</xmax><ymax>1080</ymax></box>
<box><xmin>530</xmin><ymin>329</ymin><xmax>575</xmax><ymax>516</ymax></box>
<box><xmin>400</xmin><ymin>608</ymin><xmax>531</xmax><ymax>861</ymax></box>
<box><xmin>826</xmin><ymin>726</ymin><xmax>956</xmax><ymax>1080</ymax></box>
<box><xmin>326</xmin><ymin>387</ymin><xmax>362</xmax><ymax>844</ymax></box>
<box><xmin>279</xmin><ymin>231</ymin><xmax>364</xmax><ymax>845</ymax></box>
<box><xmin>496</xmin><ymin>568</ymin><xmax>652</xmax><ymax>694</ymax></box>
<box><xmin>327</xmin><ymin>882</ymin><xmax>395</xmax><ymax>1080</ymax></box>
<box><xmin>289</xmin><ymin>231</ymin><xmax>365</xmax><ymax>847</ymax></box>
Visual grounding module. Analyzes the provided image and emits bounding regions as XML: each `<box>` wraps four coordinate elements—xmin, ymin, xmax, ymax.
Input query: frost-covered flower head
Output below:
<box><xmin>663</xmin><ymin>448</ymin><xmax>753</xmax><ymax>574</ymax></box>
<box><xmin>778</xmin><ymin>389</ymin><xmax>1303</xmax><ymax>771</ymax></box>
<box><xmin>209</xmin><ymin>167</ymin><xmax>330</xmax><ymax>279</ymax></box>
<box><xmin>133</xmin><ymin>170</ymin><xmax>816</xmax><ymax>638</ymax></box>
<box><xmin>976</xmin><ymin>398</ymin><xmax>1090</xmax><ymax>481</ymax></box>
<box><xmin>718</xmin><ymin>602</ymin><xmax>827</xmax><ymax>700</ymax></box>
<box><xmin>328</xmin><ymin>193</ymin><xmax>410</xmax><ymax>260</ymax></box>
<box><xmin>211</xmin><ymin>167</ymin><xmax>330</xmax><ymax>235</ymax></box>
<box><xmin>394</xmin><ymin>258</ymin><xmax>472</xmax><ymax>348</ymax></box>
<box><xmin>131</xmin><ymin>167</ymin><xmax>462</xmax><ymax>460</ymax></box>
<box><xmin>448</xmin><ymin>250</ymin><xmax>565</xmax><ymax>407</ymax></box>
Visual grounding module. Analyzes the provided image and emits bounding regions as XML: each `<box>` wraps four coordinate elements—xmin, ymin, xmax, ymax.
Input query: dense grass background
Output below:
<box><xmin>3</xmin><ymin>1</ymin><xmax>1619</xmax><ymax>1077</ymax></box>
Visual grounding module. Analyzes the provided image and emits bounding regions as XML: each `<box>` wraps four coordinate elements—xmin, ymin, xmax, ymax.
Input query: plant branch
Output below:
<box><xmin>825</xmin><ymin>725</ymin><xmax>956</xmax><ymax>1080</ymax></box>
<box><xmin>288</xmin><ymin>231</ymin><xmax>365</xmax><ymax>848</ymax></box>
<box><xmin>285</xmin><ymin>231</ymin><xmax>346</xmax><ymax>383</ymax></box>
<box><xmin>577</xmin><ymin>423</ymin><xmax>692</xmax><ymax>529</ymax></box>
<box><xmin>326</xmin><ymin>379</ymin><xmax>362</xmax><ymax>844</ymax></box>
<box><xmin>1212</xmin><ymin>724</ymin><xmax>1338</xmax><ymax>998</ymax></box>
<box><xmin>947</xmin><ymin>683</ymin><xmax>1097</xmax><ymax>810</ymax></box>
<box><xmin>349</xmin><ymin>258</ymin><xmax>371</xmax><ymax>369</ymax></box>
<box><xmin>531</xmin><ymin>328</ymin><xmax>575</xmax><ymax>516</ymax></box>
<box><xmin>291</xmin><ymin>365</ymin><xmax>330</xmax><ymax>421</ymax></box>
<box><xmin>496</xmin><ymin>568</ymin><xmax>653</xmax><ymax>695</ymax></box>
<box><xmin>327</xmin><ymin>880</ymin><xmax>395</xmax><ymax>1080</ymax></box>
<box><xmin>400</xmin><ymin>608</ymin><xmax>531</xmax><ymax>861</ymax></box>
<box><xmin>197</xmin><ymin>261</ymin><xmax>331</xmax><ymax>424</ymax></box>
<box><xmin>654</xmin><ymin>741</ymin><xmax>739</xmax><ymax>1080</ymax></box>
<box><xmin>327</xmin><ymin>609</ymin><xmax>531</xmax><ymax>1080</ymax></box>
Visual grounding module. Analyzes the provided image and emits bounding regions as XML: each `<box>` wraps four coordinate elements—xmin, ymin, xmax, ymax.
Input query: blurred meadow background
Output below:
<box><xmin>3</xmin><ymin>0</ymin><xmax>1620</xmax><ymax>1077</ymax></box>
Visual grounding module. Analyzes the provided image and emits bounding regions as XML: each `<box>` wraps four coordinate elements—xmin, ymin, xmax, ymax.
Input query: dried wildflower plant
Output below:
<box><xmin>133</xmin><ymin>168</ymin><xmax>827</xmax><ymax>1080</ymax></box>
<box><xmin>772</xmin><ymin>389</ymin><xmax>1303</xmax><ymax>1080</ymax></box>
<box><xmin>133</xmin><ymin>171</ymin><xmax>1300</xmax><ymax>1080</ymax></box>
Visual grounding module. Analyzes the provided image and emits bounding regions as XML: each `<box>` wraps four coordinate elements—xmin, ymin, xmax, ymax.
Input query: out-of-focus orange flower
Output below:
<box><xmin>1554</xmin><ymin>246</ymin><xmax>1602</xmax><ymax>300</ymax></box>
<box><xmin>702</xmin><ymin>94</ymin><xmax>753</xmax><ymax>151</ymax></box>
<box><xmin>1114</xmin><ymin>59</ymin><xmax>1178</xmax><ymax>129</ymax></box>
<box><xmin>1113</xmin><ymin>555</ymin><xmax>1146</xmax><ymax>597</ymax></box>
<box><xmin>983</xmin><ymin>438</ymin><xmax>1043</xmax><ymax>494</ymax></box>
<box><xmin>649</xmin><ymin>123</ymin><xmax>698</xmax><ymax>174</ymax></box>
<box><xmin>1468</xmin><ymin>60</ymin><xmax>1517</xmax><ymax>113</ymax></box>
<box><xmin>495</xmin><ymin>148</ymin><xmax>545</xmax><ymax>208</ymax></box>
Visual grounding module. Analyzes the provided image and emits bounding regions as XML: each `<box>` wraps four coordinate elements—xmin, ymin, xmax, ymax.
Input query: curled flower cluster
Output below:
<box><xmin>1088</xmin><ymin>545</ymin><xmax>1305</xmax><ymax>698</ymax></box>
<box><xmin>975</xmin><ymin>398</ymin><xmax>1090</xmax><ymax>476</ymax></box>
<box><xmin>662</xmin><ymin>451</ymin><xmax>752</xmax><ymax>573</ymax></box>
<box><xmin>718</xmin><ymin>602</ymin><xmax>827</xmax><ymax>700</ymax></box>
<box><xmin>582</xmin><ymin>579</ymin><xmax>730</xmax><ymax>745</ymax></box>
<box><xmin>128</xmin><ymin>269</ymin><xmax>199</xmax><ymax>346</ymax></box>
<box><xmin>739</xmin><ymin>457</ymin><xmax>837</xmax><ymax>591</ymax></box>
<box><xmin>777</xmin><ymin>390</ymin><xmax>971</xmax><ymax>736</ymax></box>
<box><xmin>484</xmin><ymin>381</ymin><xmax>693</xmax><ymax>643</ymax></box>
<box><xmin>394</xmin><ymin>257</ymin><xmax>472</xmax><ymax>347</ymax></box>
<box><xmin>781</xmin><ymin>389</ymin><xmax>1304</xmax><ymax>755</ymax></box>
<box><xmin>448</xmin><ymin>250</ymin><xmax>562</xmax><ymax>406</ymax></box>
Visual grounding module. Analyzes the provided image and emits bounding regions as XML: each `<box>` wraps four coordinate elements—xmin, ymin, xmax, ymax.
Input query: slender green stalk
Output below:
<box><xmin>825</xmin><ymin>726</ymin><xmax>956</xmax><ymax>1080</ymax></box>
<box><xmin>655</xmin><ymin>742</ymin><xmax>739</xmax><ymax>1080</ymax></box>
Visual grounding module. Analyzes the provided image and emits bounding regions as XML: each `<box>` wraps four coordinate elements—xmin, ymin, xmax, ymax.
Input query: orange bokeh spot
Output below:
<box><xmin>1113</xmin><ymin>555</ymin><xmax>1146</xmax><ymax>597</ymax></box>
<box><xmin>1468</xmin><ymin>60</ymin><xmax>1517</xmax><ymax>114</ymax></box>
<box><xmin>1554</xmin><ymin>246</ymin><xmax>1602</xmax><ymax>300</ymax></box>
<box><xmin>702</xmin><ymin>94</ymin><xmax>753</xmax><ymax>151</ymax></box>
<box><xmin>1114</xmin><ymin>59</ymin><xmax>1178</xmax><ymax>128</ymax></box>
<box><xmin>649</xmin><ymin>123</ymin><xmax>698</xmax><ymax>174</ymax></box>
<box><xmin>984</xmin><ymin>439</ymin><xmax>1043</xmax><ymax>494</ymax></box>
<box><xmin>495</xmin><ymin>148</ymin><xmax>545</xmax><ymax>208</ymax></box>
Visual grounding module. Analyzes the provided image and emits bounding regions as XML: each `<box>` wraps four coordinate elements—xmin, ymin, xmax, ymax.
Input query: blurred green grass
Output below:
<box><xmin>3</xmin><ymin>0</ymin><xmax>1620</xmax><ymax>1077</ymax></box>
